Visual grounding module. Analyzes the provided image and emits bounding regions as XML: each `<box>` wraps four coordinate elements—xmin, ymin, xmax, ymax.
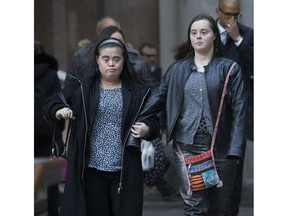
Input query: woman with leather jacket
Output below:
<box><xmin>137</xmin><ymin>13</ymin><xmax>247</xmax><ymax>215</ymax></box>
<box><xmin>43</xmin><ymin>38</ymin><xmax>159</xmax><ymax>216</ymax></box>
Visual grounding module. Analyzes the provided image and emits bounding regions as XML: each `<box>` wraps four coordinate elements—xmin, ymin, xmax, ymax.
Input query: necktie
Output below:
<box><xmin>221</xmin><ymin>31</ymin><xmax>227</xmax><ymax>45</ymax></box>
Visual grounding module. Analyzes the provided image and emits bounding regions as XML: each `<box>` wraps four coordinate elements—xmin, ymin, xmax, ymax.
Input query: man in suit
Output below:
<box><xmin>216</xmin><ymin>0</ymin><xmax>254</xmax><ymax>215</ymax></box>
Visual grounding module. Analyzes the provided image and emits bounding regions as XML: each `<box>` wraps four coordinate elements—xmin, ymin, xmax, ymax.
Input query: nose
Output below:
<box><xmin>108</xmin><ymin>59</ymin><xmax>114</xmax><ymax>66</ymax></box>
<box><xmin>196</xmin><ymin>33</ymin><xmax>202</xmax><ymax>39</ymax></box>
<box><xmin>149</xmin><ymin>56</ymin><xmax>156</xmax><ymax>61</ymax></box>
<box><xmin>228</xmin><ymin>16</ymin><xmax>236</xmax><ymax>21</ymax></box>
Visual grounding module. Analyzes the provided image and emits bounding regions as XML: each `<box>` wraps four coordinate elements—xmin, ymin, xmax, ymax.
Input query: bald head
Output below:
<box><xmin>96</xmin><ymin>17</ymin><xmax>121</xmax><ymax>36</ymax></box>
<box><xmin>218</xmin><ymin>0</ymin><xmax>240</xmax><ymax>10</ymax></box>
<box><xmin>216</xmin><ymin>0</ymin><xmax>241</xmax><ymax>27</ymax></box>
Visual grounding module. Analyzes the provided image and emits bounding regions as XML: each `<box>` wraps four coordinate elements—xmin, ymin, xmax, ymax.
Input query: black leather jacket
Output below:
<box><xmin>139</xmin><ymin>56</ymin><xmax>247</xmax><ymax>159</ymax></box>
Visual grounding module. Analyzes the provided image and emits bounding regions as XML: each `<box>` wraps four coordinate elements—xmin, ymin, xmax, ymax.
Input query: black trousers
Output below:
<box><xmin>84</xmin><ymin>168</ymin><xmax>121</xmax><ymax>216</ymax></box>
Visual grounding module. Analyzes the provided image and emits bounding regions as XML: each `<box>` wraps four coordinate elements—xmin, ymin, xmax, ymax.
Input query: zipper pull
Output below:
<box><xmin>117</xmin><ymin>182</ymin><xmax>122</xmax><ymax>194</ymax></box>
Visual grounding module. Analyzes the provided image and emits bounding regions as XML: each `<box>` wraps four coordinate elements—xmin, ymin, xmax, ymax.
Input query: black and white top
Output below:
<box><xmin>88</xmin><ymin>87</ymin><xmax>123</xmax><ymax>172</ymax></box>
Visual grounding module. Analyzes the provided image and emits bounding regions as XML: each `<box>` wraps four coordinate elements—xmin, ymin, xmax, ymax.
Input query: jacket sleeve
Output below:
<box><xmin>227</xmin><ymin>63</ymin><xmax>247</xmax><ymax>158</ymax></box>
<box><xmin>138</xmin><ymin>64</ymin><xmax>174</xmax><ymax>120</ymax></box>
<box><xmin>237</xmin><ymin>26</ymin><xmax>254</xmax><ymax>78</ymax></box>
<box><xmin>133</xmin><ymin>87</ymin><xmax>162</xmax><ymax>142</ymax></box>
<box><xmin>43</xmin><ymin>75</ymin><xmax>80</xmax><ymax>121</ymax></box>
<box><xmin>136</xmin><ymin>64</ymin><xmax>177</xmax><ymax>141</ymax></box>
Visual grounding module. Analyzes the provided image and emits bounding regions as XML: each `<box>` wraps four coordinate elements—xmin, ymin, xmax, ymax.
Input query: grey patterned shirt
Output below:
<box><xmin>174</xmin><ymin>71</ymin><xmax>213</xmax><ymax>144</ymax></box>
<box><xmin>88</xmin><ymin>87</ymin><xmax>123</xmax><ymax>171</ymax></box>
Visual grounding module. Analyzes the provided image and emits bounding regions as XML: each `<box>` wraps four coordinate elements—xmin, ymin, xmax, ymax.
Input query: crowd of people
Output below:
<box><xmin>35</xmin><ymin>0</ymin><xmax>253</xmax><ymax>215</ymax></box>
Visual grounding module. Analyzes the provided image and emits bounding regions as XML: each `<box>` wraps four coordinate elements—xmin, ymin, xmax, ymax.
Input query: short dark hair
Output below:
<box><xmin>138</xmin><ymin>42</ymin><xmax>156</xmax><ymax>54</ymax></box>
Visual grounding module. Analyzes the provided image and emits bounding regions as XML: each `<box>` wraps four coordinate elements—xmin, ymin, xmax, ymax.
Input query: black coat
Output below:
<box><xmin>34</xmin><ymin>53</ymin><xmax>63</xmax><ymax>157</ymax></box>
<box><xmin>219</xmin><ymin>20</ymin><xmax>254</xmax><ymax>92</ymax></box>
<box><xmin>43</xmin><ymin>74</ymin><xmax>159</xmax><ymax>216</ymax></box>
<box><xmin>138</xmin><ymin>56</ymin><xmax>247</xmax><ymax>159</ymax></box>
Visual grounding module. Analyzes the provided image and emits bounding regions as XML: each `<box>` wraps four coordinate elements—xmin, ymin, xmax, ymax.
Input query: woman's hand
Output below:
<box><xmin>131</xmin><ymin>122</ymin><xmax>149</xmax><ymax>138</ymax></box>
<box><xmin>55</xmin><ymin>107</ymin><xmax>75</xmax><ymax>120</ymax></box>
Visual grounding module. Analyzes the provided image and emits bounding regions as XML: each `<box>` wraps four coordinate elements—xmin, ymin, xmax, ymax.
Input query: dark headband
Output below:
<box><xmin>98</xmin><ymin>38</ymin><xmax>125</xmax><ymax>50</ymax></box>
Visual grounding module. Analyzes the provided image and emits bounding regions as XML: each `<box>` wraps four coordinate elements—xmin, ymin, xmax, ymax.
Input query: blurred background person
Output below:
<box><xmin>139</xmin><ymin>42</ymin><xmax>179</xmax><ymax>200</ymax></box>
<box><xmin>139</xmin><ymin>43</ymin><xmax>162</xmax><ymax>85</ymax></box>
<box><xmin>34</xmin><ymin>40</ymin><xmax>65</xmax><ymax>216</ymax></box>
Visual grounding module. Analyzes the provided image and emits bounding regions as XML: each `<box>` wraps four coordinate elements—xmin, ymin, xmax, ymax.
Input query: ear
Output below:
<box><xmin>96</xmin><ymin>56</ymin><xmax>99</xmax><ymax>64</ymax></box>
<box><xmin>216</xmin><ymin>8</ymin><xmax>221</xmax><ymax>17</ymax></box>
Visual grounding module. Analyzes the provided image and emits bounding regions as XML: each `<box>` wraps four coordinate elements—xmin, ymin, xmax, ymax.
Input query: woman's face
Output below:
<box><xmin>189</xmin><ymin>19</ymin><xmax>216</xmax><ymax>55</ymax></box>
<box><xmin>96</xmin><ymin>46</ymin><xmax>124</xmax><ymax>83</ymax></box>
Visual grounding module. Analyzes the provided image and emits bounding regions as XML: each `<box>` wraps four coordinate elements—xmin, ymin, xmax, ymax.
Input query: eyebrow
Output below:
<box><xmin>190</xmin><ymin>28</ymin><xmax>210</xmax><ymax>31</ymax></box>
<box><xmin>100</xmin><ymin>55</ymin><xmax>122</xmax><ymax>59</ymax></box>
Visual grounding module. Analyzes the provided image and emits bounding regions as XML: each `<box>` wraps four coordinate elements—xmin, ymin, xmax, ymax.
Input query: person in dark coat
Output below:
<box><xmin>215</xmin><ymin>0</ymin><xmax>254</xmax><ymax>215</ymax></box>
<box><xmin>34</xmin><ymin>41</ymin><xmax>64</xmax><ymax>157</ymax></box>
<box><xmin>43</xmin><ymin>38</ymin><xmax>159</xmax><ymax>216</ymax></box>
<box><xmin>34</xmin><ymin>40</ymin><xmax>64</xmax><ymax>216</ymax></box>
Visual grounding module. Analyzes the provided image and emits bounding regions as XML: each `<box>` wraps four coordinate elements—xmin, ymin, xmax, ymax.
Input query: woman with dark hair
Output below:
<box><xmin>94</xmin><ymin>26</ymin><xmax>152</xmax><ymax>85</ymax></box>
<box><xmin>136</xmin><ymin>13</ymin><xmax>247</xmax><ymax>215</ymax></box>
<box><xmin>79</xmin><ymin>25</ymin><xmax>152</xmax><ymax>87</ymax></box>
<box><xmin>43</xmin><ymin>38</ymin><xmax>159</xmax><ymax>216</ymax></box>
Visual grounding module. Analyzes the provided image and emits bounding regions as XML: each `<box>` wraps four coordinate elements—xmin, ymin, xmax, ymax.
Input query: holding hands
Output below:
<box><xmin>131</xmin><ymin>122</ymin><xmax>149</xmax><ymax>138</ymax></box>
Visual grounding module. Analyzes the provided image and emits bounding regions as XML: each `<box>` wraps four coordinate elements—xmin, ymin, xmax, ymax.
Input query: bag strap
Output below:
<box><xmin>62</xmin><ymin>119</ymin><xmax>71</xmax><ymax>158</ymax></box>
<box><xmin>57</xmin><ymin>92</ymin><xmax>72</xmax><ymax>158</ymax></box>
<box><xmin>50</xmin><ymin>92</ymin><xmax>72</xmax><ymax>158</ymax></box>
<box><xmin>207</xmin><ymin>61</ymin><xmax>236</xmax><ymax>190</ymax></box>
<box><xmin>210</xmin><ymin>62</ymin><xmax>236</xmax><ymax>150</ymax></box>
<box><xmin>50</xmin><ymin>121</ymin><xmax>57</xmax><ymax>157</ymax></box>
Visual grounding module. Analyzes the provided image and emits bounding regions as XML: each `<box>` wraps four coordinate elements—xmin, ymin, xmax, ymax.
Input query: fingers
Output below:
<box><xmin>131</xmin><ymin>130</ymin><xmax>141</xmax><ymax>138</ymax></box>
<box><xmin>56</xmin><ymin>107</ymin><xmax>75</xmax><ymax>120</ymax></box>
<box><xmin>134</xmin><ymin>122</ymin><xmax>144</xmax><ymax>126</ymax></box>
<box><xmin>226</xmin><ymin>20</ymin><xmax>239</xmax><ymax>39</ymax></box>
<box><xmin>131</xmin><ymin>122</ymin><xmax>149</xmax><ymax>138</ymax></box>
<box><xmin>228</xmin><ymin>19</ymin><xmax>238</xmax><ymax>29</ymax></box>
<box><xmin>132</xmin><ymin>122</ymin><xmax>145</xmax><ymax>133</ymax></box>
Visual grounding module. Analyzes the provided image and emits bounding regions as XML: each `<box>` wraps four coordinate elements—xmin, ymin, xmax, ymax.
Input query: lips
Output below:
<box><xmin>195</xmin><ymin>42</ymin><xmax>203</xmax><ymax>45</ymax></box>
<box><xmin>107</xmin><ymin>69</ymin><xmax>116</xmax><ymax>72</ymax></box>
